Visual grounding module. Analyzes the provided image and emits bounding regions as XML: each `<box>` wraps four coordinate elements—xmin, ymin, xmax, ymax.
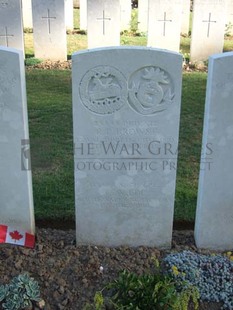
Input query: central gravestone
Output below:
<box><xmin>72</xmin><ymin>47</ymin><xmax>182</xmax><ymax>248</ymax></box>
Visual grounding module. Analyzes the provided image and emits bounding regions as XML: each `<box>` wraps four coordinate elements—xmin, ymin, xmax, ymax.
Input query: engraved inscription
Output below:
<box><xmin>202</xmin><ymin>12</ymin><xmax>216</xmax><ymax>37</ymax></box>
<box><xmin>0</xmin><ymin>27</ymin><xmax>14</xmax><ymax>47</ymax></box>
<box><xmin>96</xmin><ymin>10</ymin><xmax>111</xmax><ymax>35</ymax></box>
<box><xmin>0</xmin><ymin>1</ymin><xmax>14</xmax><ymax>8</ymax></box>
<box><xmin>79</xmin><ymin>66</ymin><xmax>127</xmax><ymax>115</ymax></box>
<box><xmin>41</xmin><ymin>9</ymin><xmax>56</xmax><ymax>34</ymax></box>
<box><xmin>128</xmin><ymin>66</ymin><xmax>174</xmax><ymax>115</ymax></box>
<box><xmin>158</xmin><ymin>12</ymin><xmax>172</xmax><ymax>36</ymax></box>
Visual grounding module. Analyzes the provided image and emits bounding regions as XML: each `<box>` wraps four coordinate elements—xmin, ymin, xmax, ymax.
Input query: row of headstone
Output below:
<box><xmin>1</xmin><ymin>45</ymin><xmax>233</xmax><ymax>250</ymax></box>
<box><xmin>0</xmin><ymin>0</ymin><xmax>67</xmax><ymax>60</ymax></box>
<box><xmin>0</xmin><ymin>0</ymin><xmax>231</xmax><ymax>61</ymax></box>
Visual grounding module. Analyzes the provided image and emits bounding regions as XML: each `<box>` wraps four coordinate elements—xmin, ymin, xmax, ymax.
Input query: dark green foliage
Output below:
<box><xmin>0</xmin><ymin>273</ymin><xmax>41</xmax><ymax>310</ymax></box>
<box><xmin>86</xmin><ymin>259</ymin><xmax>199</xmax><ymax>310</ymax></box>
<box><xmin>25</xmin><ymin>57</ymin><xmax>42</xmax><ymax>66</ymax></box>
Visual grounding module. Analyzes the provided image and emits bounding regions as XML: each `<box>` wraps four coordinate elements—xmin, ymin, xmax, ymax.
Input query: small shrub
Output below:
<box><xmin>85</xmin><ymin>258</ymin><xmax>199</xmax><ymax>310</ymax></box>
<box><xmin>225</xmin><ymin>22</ymin><xmax>233</xmax><ymax>37</ymax></box>
<box><xmin>24</xmin><ymin>28</ymin><xmax>33</xmax><ymax>34</ymax></box>
<box><xmin>0</xmin><ymin>273</ymin><xmax>43</xmax><ymax>310</ymax></box>
<box><xmin>25</xmin><ymin>57</ymin><xmax>42</xmax><ymax>67</ymax></box>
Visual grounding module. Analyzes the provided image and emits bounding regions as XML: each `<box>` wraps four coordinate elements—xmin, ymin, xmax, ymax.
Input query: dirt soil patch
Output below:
<box><xmin>0</xmin><ymin>228</ymin><xmax>224</xmax><ymax>310</ymax></box>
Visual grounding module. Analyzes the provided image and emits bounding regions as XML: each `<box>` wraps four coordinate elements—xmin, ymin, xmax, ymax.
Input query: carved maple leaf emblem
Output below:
<box><xmin>9</xmin><ymin>230</ymin><xmax>23</xmax><ymax>242</ymax></box>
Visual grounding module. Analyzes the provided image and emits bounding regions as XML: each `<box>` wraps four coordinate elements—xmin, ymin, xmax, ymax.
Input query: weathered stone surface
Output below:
<box><xmin>195</xmin><ymin>52</ymin><xmax>233</xmax><ymax>250</ymax></box>
<box><xmin>0</xmin><ymin>47</ymin><xmax>35</xmax><ymax>233</ymax></box>
<box><xmin>72</xmin><ymin>47</ymin><xmax>182</xmax><ymax>248</ymax></box>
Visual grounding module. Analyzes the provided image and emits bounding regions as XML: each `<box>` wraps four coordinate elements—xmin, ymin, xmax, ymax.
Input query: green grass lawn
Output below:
<box><xmin>25</xmin><ymin>8</ymin><xmax>231</xmax><ymax>223</ymax></box>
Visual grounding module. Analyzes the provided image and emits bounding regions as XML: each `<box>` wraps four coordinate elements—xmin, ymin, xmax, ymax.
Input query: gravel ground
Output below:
<box><xmin>0</xmin><ymin>228</ymin><xmax>224</xmax><ymax>310</ymax></box>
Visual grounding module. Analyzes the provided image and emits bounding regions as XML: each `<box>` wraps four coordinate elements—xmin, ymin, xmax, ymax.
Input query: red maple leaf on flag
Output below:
<box><xmin>9</xmin><ymin>230</ymin><xmax>23</xmax><ymax>242</ymax></box>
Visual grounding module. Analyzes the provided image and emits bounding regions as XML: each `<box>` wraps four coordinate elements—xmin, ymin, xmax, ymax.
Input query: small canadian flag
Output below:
<box><xmin>0</xmin><ymin>225</ymin><xmax>35</xmax><ymax>248</ymax></box>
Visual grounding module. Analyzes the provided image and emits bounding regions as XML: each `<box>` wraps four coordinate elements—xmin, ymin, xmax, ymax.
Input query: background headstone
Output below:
<box><xmin>87</xmin><ymin>0</ymin><xmax>120</xmax><ymax>48</ymax></box>
<box><xmin>32</xmin><ymin>0</ymin><xmax>67</xmax><ymax>60</ymax></box>
<box><xmin>72</xmin><ymin>47</ymin><xmax>182</xmax><ymax>248</ymax></box>
<box><xmin>80</xmin><ymin>0</ymin><xmax>87</xmax><ymax>30</ymax></box>
<box><xmin>138</xmin><ymin>0</ymin><xmax>148</xmax><ymax>33</ymax></box>
<box><xmin>73</xmin><ymin>0</ymin><xmax>80</xmax><ymax>8</ymax></box>
<box><xmin>65</xmin><ymin>0</ymin><xmax>74</xmax><ymax>30</ymax></box>
<box><xmin>181</xmin><ymin>0</ymin><xmax>190</xmax><ymax>35</ymax></box>
<box><xmin>22</xmin><ymin>0</ymin><xmax>33</xmax><ymax>29</ymax></box>
<box><xmin>0</xmin><ymin>0</ymin><xmax>24</xmax><ymax>55</ymax></box>
<box><xmin>195</xmin><ymin>52</ymin><xmax>233</xmax><ymax>250</ymax></box>
<box><xmin>190</xmin><ymin>0</ymin><xmax>227</xmax><ymax>62</ymax></box>
<box><xmin>120</xmin><ymin>0</ymin><xmax>131</xmax><ymax>31</ymax></box>
<box><xmin>147</xmin><ymin>0</ymin><xmax>183</xmax><ymax>52</ymax></box>
<box><xmin>0</xmin><ymin>47</ymin><xmax>35</xmax><ymax>234</ymax></box>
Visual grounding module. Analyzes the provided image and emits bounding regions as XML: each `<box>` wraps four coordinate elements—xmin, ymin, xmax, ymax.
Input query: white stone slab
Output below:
<box><xmin>87</xmin><ymin>0</ymin><xmax>120</xmax><ymax>48</ymax></box>
<box><xmin>138</xmin><ymin>0</ymin><xmax>148</xmax><ymax>33</ymax></box>
<box><xmin>72</xmin><ymin>47</ymin><xmax>182</xmax><ymax>248</ymax></box>
<box><xmin>22</xmin><ymin>0</ymin><xmax>33</xmax><ymax>29</ymax></box>
<box><xmin>120</xmin><ymin>0</ymin><xmax>131</xmax><ymax>31</ymax></box>
<box><xmin>0</xmin><ymin>47</ymin><xmax>35</xmax><ymax>234</ymax></box>
<box><xmin>147</xmin><ymin>0</ymin><xmax>183</xmax><ymax>52</ymax></box>
<box><xmin>80</xmin><ymin>0</ymin><xmax>87</xmax><ymax>30</ymax></box>
<box><xmin>32</xmin><ymin>0</ymin><xmax>67</xmax><ymax>60</ymax></box>
<box><xmin>0</xmin><ymin>0</ymin><xmax>24</xmax><ymax>55</ymax></box>
<box><xmin>74</xmin><ymin>0</ymin><xmax>79</xmax><ymax>8</ymax></box>
<box><xmin>65</xmin><ymin>0</ymin><xmax>74</xmax><ymax>30</ymax></box>
<box><xmin>195</xmin><ymin>52</ymin><xmax>233</xmax><ymax>250</ymax></box>
<box><xmin>190</xmin><ymin>0</ymin><xmax>227</xmax><ymax>62</ymax></box>
<box><xmin>181</xmin><ymin>0</ymin><xmax>190</xmax><ymax>34</ymax></box>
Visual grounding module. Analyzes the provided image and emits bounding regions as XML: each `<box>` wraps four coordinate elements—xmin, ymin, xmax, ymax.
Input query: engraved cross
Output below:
<box><xmin>41</xmin><ymin>9</ymin><xmax>56</xmax><ymax>34</ymax></box>
<box><xmin>0</xmin><ymin>27</ymin><xmax>14</xmax><ymax>47</ymax></box>
<box><xmin>96</xmin><ymin>10</ymin><xmax>111</xmax><ymax>35</ymax></box>
<box><xmin>202</xmin><ymin>12</ymin><xmax>216</xmax><ymax>38</ymax></box>
<box><xmin>158</xmin><ymin>12</ymin><xmax>172</xmax><ymax>36</ymax></box>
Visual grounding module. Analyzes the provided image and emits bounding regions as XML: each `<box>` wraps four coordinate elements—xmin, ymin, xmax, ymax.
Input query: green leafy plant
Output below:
<box><xmin>0</xmin><ymin>273</ymin><xmax>43</xmax><ymax>310</ymax></box>
<box><xmin>225</xmin><ymin>22</ymin><xmax>233</xmax><ymax>37</ymax></box>
<box><xmin>25</xmin><ymin>57</ymin><xmax>42</xmax><ymax>67</ymax></box>
<box><xmin>85</xmin><ymin>258</ymin><xmax>199</xmax><ymax>310</ymax></box>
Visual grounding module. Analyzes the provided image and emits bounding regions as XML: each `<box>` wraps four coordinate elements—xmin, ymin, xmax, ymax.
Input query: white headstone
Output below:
<box><xmin>181</xmin><ymin>0</ymin><xmax>190</xmax><ymax>34</ymax></box>
<box><xmin>0</xmin><ymin>47</ymin><xmax>35</xmax><ymax>234</ymax></box>
<box><xmin>65</xmin><ymin>0</ymin><xmax>74</xmax><ymax>30</ymax></box>
<box><xmin>120</xmin><ymin>0</ymin><xmax>131</xmax><ymax>31</ymax></box>
<box><xmin>87</xmin><ymin>0</ymin><xmax>120</xmax><ymax>48</ymax></box>
<box><xmin>138</xmin><ymin>0</ymin><xmax>148</xmax><ymax>33</ymax></box>
<box><xmin>80</xmin><ymin>0</ymin><xmax>87</xmax><ymax>30</ymax></box>
<box><xmin>195</xmin><ymin>52</ymin><xmax>233</xmax><ymax>250</ymax></box>
<box><xmin>32</xmin><ymin>0</ymin><xmax>67</xmax><ymax>61</ymax></box>
<box><xmin>190</xmin><ymin>0</ymin><xmax>227</xmax><ymax>62</ymax></box>
<box><xmin>22</xmin><ymin>0</ymin><xmax>33</xmax><ymax>29</ymax></box>
<box><xmin>74</xmin><ymin>0</ymin><xmax>79</xmax><ymax>8</ymax></box>
<box><xmin>72</xmin><ymin>47</ymin><xmax>182</xmax><ymax>248</ymax></box>
<box><xmin>0</xmin><ymin>0</ymin><xmax>24</xmax><ymax>55</ymax></box>
<box><xmin>147</xmin><ymin>0</ymin><xmax>183</xmax><ymax>52</ymax></box>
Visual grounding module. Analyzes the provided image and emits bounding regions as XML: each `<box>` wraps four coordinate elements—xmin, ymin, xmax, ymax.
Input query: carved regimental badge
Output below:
<box><xmin>79</xmin><ymin>66</ymin><xmax>127</xmax><ymax>114</ymax></box>
<box><xmin>128</xmin><ymin>66</ymin><xmax>174</xmax><ymax>115</ymax></box>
